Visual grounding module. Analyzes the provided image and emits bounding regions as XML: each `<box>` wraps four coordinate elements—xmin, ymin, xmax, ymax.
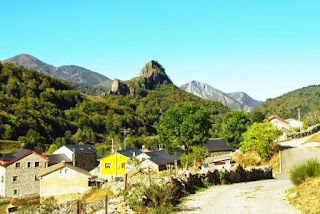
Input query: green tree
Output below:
<box><xmin>18</xmin><ymin>129</ymin><xmax>45</xmax><ymax>149</ymax></box>
<box><xmin>180</xmin><ymin>146</ymin><xmax>209</xmax><ymax>167</ymax></box>
<box><xmin>47</xmin><ymin>144</ymin><xmax>57</xmax><ymax>154</ymax></box>
<box><xmin>240</xmin><ymin>121</ymin><xmax>281</xmax><ymax>160</ymax></box>
<box><xmin>158</xmin><ymin>102</ymin><xmax>210</xmax><ymax>154</ymax></box>
<box><xmin>222</xmin><ymin>111</ymin><xmax>251</xmax><ymax>149</ymax></box>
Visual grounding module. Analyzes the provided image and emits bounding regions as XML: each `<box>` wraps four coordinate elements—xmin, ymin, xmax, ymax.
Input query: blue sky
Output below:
<box><xmin>1</xmin><ymin>1</ymin><xmax>319</xmax><ymax>101</ymax></box>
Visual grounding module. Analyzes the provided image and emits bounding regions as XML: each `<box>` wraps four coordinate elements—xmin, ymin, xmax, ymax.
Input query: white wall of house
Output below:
<box><xmin>39</xmin><ymin>166</ymin><xmax>90</xmax><ymax>199</ymax></box>
<box><xmin>53</xmin><ymin>146</ymin><xmax>73</xmax><ymax>160</ymax></box>
<box><xmin>0</xmin><ymin>167</ymin><xmax>6</xmax><ymax>196</ymax></box>
<box><xmin>287</xmin><ymin>119</ymin><xmax>302</xmax><ymax>129</ymax></box>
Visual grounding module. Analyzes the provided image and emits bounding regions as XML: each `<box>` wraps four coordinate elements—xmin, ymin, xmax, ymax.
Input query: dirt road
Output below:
<box><xmin>178</xmin><ymin>174</ymin><xmax>300</xmax><ymax>214</ymax></box>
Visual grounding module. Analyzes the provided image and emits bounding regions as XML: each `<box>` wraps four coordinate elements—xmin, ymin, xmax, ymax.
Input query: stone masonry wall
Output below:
<box><xmin>74</xmin><ymin>152</ymin><xmax>97</xmax><ymax>171</ymax></box>
<box><xmin>5</xmin><ymin>154</ymin><xmax>47</xmax><ymax>197</ymax></box>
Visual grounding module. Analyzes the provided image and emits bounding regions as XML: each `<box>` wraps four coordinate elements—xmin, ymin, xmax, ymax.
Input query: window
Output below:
<box><xmin>27</xmin><ymin>162</ymin><xmax>31</xmax><ymax>168</ymax></box>
<box><xmin>35</xmin><ymin>175</ymin><xmax>38</xmax><ymax>181</ymax></box>
<box><xmin>35</xmin><ymin>162</ymin><xmax>40</xmax><ymax>168</ymax></box>
<box><xmin>65</xmin><ymin>169</ymin><xmax>68</xmax><ymax>174</ymax></box>
<box><xmin>15</xmin><ymin>162</ymin><xmax>21</xmax><ymax>168</ymax></box>
<box><xmin>13</xmin><ymin>189</ymin><xmax>18</xmax><ymax>195</ymax></box>
<box><xmin>13</xmin><ymin>176</ymin><xmax>18</xmax><ymax>182</ymax></box>
<box><xmin>1</xmin><ymin>176</ymin><xmax>3</xmax><ymax>183</ymax></box>
<box><xmin>121</xmin><ymin>163</ymin><xmax>125</xmax><ymax>169</ymax></box>
<box><xmin>104</xmin><ymin>163</ymin><xmax>111</xmax><ymax>169</ymax></box>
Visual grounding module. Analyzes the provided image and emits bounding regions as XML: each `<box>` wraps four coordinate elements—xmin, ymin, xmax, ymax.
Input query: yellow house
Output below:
<box><xmin>100</xmin><ymin>148</ymin><xmax>142</xmax><ymax>178</ymax></box>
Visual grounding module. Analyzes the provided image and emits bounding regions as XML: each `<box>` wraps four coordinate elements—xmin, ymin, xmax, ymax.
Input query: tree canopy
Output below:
<box><xmin>158</xmin><ymin>102</ymin><xmax>211</xmax><ymax>154</ymax></box>
<box><xmin>240</xmin><ymin>121</ymin><xmax>281</xmax><ymax>160</ymax></box>
<box><xmin>222</xmin><ymin>111</ymin><xmax>251</xmax><ymax>149</ymax></box>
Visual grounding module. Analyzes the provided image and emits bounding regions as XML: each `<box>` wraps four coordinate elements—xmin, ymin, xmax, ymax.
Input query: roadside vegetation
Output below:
<box><xmin>290</xmin><ymin>159</ymin><xmax>320</xmax><ymax>186</ymax></box>
<box><xmin>287</xmin><ymin>159</ymin><xmax>320</xmax><ymax>213</ymax></box>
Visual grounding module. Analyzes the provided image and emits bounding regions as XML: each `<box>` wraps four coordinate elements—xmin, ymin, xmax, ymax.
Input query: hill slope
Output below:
<box><xmin>180</xmin><ymin>81</ymin><xmax>261</xmax><ymax>112</ymax></box>
<box><xmin>0</xmin><ymin>62</ymin><xmax>228</xmax><ymax>150</ymax></box>
<box><xmin>3</xmin><ymin>54</ymin><xmax>112</xmax><ymax>92</ymax></box>
<box><xmin>255</xmin><ymin>85</ymin><xmax>320</xmax><ymax>121</ymax></box>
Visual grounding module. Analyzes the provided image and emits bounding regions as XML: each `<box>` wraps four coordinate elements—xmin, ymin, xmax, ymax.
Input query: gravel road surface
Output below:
<box><xmin>178</xmin><ymin>174</ymin><xmax>300</xmax><ymax>214</ymax></box>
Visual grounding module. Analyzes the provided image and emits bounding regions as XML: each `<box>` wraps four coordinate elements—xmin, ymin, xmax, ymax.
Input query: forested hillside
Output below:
<box><xmin>255</xmin><ymin>85</ymin><xmax>320</xmax><ymax>124</ymax></box>
<box><xmin>0</xmin><ymin>62</ymin><xmax>228</xmax><ymax>151</ymax></box>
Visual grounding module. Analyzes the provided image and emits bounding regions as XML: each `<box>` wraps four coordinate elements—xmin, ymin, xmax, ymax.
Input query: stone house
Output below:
<box><xmin>36</xmin><ymin>161</ymin><xmax>92</xmax><ymax>203</ymax></box>
<box><xmin>0</xmin><ymin>149</ymin><xmax>49</xmax><ymax>197</ymax></box>
<box><xmin>136</xmin><ymin>150</ymin><xmax>180</xmax><ymax>171</ymax></box>
<box><xmin>53</xmin><ymin>144</ymin><xmax>97</xmax><ymax>171</ymax></box>
<box><xmin>205</xmin><ymin>138</ymin><xmax>233</xmax><ymax>156</ymax></box>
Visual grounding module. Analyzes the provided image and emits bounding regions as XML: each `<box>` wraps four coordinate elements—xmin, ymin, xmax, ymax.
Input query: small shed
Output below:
<box><xmin>205</xmin><ymin>138</ymin><xmax>233</xmax><ymax>156</ymax></box>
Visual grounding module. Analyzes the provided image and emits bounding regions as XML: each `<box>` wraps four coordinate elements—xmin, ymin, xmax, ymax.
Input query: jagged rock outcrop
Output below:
<box><xmin>110</xmin><ymin>60</ymin><xmax>172</xmax><ymax>96</ymax></box>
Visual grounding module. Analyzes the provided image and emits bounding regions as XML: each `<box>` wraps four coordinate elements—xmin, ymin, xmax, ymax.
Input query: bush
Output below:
<box><xmin>290</xmin><ymin>159</ymin><xmax>320</xmax><ymax>185</ymax></box>
<box><xmin>232</xmin><ymin>150</ymin><xmax>262</xmax><ymax>167</ymax></box>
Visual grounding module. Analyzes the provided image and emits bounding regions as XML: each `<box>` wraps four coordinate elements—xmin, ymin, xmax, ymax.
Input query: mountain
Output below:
<box><xmin>3</xmin><ymin>54</ymin><xmax>112</xmax><ymax>92</ymax></box>
<box><xmin>180</xmin><ymin>81</ymin><xmax>262</xmax><ymax>112</ymax></box>
<box><xmin>228</xmin><ymin>92</ymin><xmax>262</xmax><ymax>108</ymax></box>
<box><xmin>254</xmin><ymin>85</ymin><xmax>320</xmax><ymax>122</ymax></box>
<box><xmin>110</xmin><ymin>60</ymin><xmax>173</xmax><ymax>96</ymax></box>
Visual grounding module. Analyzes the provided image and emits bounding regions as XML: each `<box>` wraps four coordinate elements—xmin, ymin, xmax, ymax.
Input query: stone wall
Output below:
<box><xmin>74</xmin><ymin>152</ymin><xmax>97</xmax><ymax>171</ymax></box>
<box><xmin>287</xmin><ymin>124</ymin><xmax>320</xmax><ymax>139</ymax></box>
<box><xmin>170</xmin><ymin>165</ymin><xmax>273</xmax><ymax>201</ymax></box>
<box><xmin>5</xmin><ymin>154</ymin><xmax>47</xmax><ymax>197</ymax></box>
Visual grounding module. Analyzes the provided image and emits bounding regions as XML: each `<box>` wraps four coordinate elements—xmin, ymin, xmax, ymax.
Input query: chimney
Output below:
<box><xmin>159</xmin><ymin>144</ymin><xmax>163</xmax><ymax>150</ymax></box>
<box><xmin>133</xmin><ymin>152</ymin><xmax>136</xmax><ymax>157</ymax></box>
<box><xmin>72</xmin><ymin>149</ymin><xmax>76</xmax><ymax>166</ymax></box>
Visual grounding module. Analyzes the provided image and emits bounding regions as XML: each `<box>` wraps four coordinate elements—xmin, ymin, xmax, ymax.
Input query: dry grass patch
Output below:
<box><xmin>287</xmin><ymin>177</ymin><xmax>320</xmax><ymax>214</ymax></box>
<box><xmin>81</xmin><ymin>186</ymin><xmax>113</xmax><ymax>204</ymax></box>
<box><xmin>303</xmin><ymin>132</ymin><xmax>320</xmax><ymax>144</ymax></box>
<box><xmin>232</xmin><ymin>150</ymin><xmax>262</xmax><ymax>167</ymax></box>
<box><xmin>265</xmin><ymin>153</ymin><xmax>279</xmax><ymax>174</ymax></box>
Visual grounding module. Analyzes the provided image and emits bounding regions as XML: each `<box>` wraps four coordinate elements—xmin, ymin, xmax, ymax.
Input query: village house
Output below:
<box><xmin>36</xmin><ymin>161</ymin><xmax>92</xmax><ymax>203</ymax></box>
<box><xmin>136</xmin><ymin>150</ymin><xmax>180</xmax><ymax>171</ymax></box>
<box><xmin>99</xmin><ymin>148</ymin><xmax>142</xmax><ymax>180</ymax></box>
<box><xmin>205</xmin><ymin>138</ymin><xmax>233</xmax><ymax>156</ymax></box>
<box><xmin>0</xmin><ymin>149</ymin><xmax>49</xmax><ymax>198</ymax></box>
<box><xmin>53</xmin><ymin>144</ymin><xmax>97</xmax><ymax>171</ymax></box>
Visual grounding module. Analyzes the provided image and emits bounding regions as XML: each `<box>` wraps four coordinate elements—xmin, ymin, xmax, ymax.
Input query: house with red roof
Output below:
<box><xmin>0</xmin><ymin>149</ymin><xmax>49</xmax><ymax>197</ymax></box>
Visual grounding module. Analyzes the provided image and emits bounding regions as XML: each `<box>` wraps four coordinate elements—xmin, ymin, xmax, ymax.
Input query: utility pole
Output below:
<box><xmin>111</xmin><ymin>138</ymin><xmax>114</xmax><ymax>154</ymax></box>
<box><xmin>120</xmin><ymin>128</ymin><xmax>130</xmax><ymax>150</ymax></box>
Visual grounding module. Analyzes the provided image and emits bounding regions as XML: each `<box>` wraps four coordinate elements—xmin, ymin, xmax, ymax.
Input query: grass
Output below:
<box><xmin>290</xmin><ymin>158</ymin><xmax>320</xmax><ymax>185</ymax></box>
<box><xmin>232</xmin><ymin>150</ymin><xmax>262</xmax><ymax>167</ymax></box>
<box><xmin>0</xmin><ymin>200</ymin><xmax>10</xmax><ymax>213</ymax></box>
<box><xmin>287</xmin><ymin>177</ymin><xmax>320</xmax><ymax>214</ymax></box>
<box><xmin>265</xmin><ymin>153</ymin><xmax>279</xmax><ymax>174</ymax></box>
<box><xmin>81</xmin><ymin>186</ymin><xmax>113</xmax><ymax>204</ymax></box>
<box><xmin>303</xmin><ymin>132</ymin><xmax>320</xmax><ymax>144</ymax></box>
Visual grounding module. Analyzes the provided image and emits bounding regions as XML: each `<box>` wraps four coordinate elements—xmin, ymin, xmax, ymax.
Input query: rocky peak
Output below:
<box><xmin>111</xmin><ymin>60</ymin><xmax>173</xmax><ymax>96</ymax></box>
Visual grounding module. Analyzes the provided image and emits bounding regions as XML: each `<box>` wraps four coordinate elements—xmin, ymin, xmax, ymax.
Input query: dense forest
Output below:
<box><xmin>0</xmin><ymin>62</ymin><xmax>228</xmax><ymax>152</ymax></box>
<box><xmin>255</xmin><ymin>85</ymin><xmax>320</xmax><ymax>125</ymax></box>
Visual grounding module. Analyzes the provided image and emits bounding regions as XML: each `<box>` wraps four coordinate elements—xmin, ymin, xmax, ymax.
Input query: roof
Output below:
<box><xmin>64</xmin><ymin>144</ymin><xmax>96</xmax><ymax>153</ymax></box>
<box><xmin>118</xmin><ymin>148</ymin><xmax>142</xmax><ymax>158</ymax></box>
<box><xmin>205</xmin><ymin>138</ymin><xmax>233</xmax><ymax>153</ymax></box>
<box><xmin>47</xmin><ymin>154</ymin><xmax>72</xmax><ymax>165</ymax></box>
<box><xmin>268</xmin><ymin>115</ymin><xmax>289</xmax><ymax>125</ymax></box>
<box><xmin>144</xmin><ymin>150</ymin><xmax>180</xmax><ymax>166</ymax></box>
<box><xmin>0</xmin><ymin>149</ymin><xmax>49</xmax><ymax>167</ymax></box>
<box><xmin>36</xmin><ymin>161</ymin><xmax>91</xmax><ymax>178</ymax></box>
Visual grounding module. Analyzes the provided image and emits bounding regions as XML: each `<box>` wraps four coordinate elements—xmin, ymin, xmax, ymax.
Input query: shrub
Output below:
<box><xmin>232</xmin><ymin>150</ymin><xmax>262</xmax><ymax>167</ymax></box>
<box><xmin>290</xmin><ymin>159</ymin><xmax>320</xmax><ymax>185</ymax></box>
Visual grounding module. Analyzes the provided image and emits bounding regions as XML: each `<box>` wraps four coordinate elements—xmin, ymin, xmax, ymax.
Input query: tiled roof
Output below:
<box><xmin>144</xmin><ymin>150</ymin><xmax>180</xmax><ymax>167</ymax></box>
<box><xmin>65</xmin><ymin>144</ymin><xmax>96</xmax><ymax>153</ymax></box>
<box><xmin>205</xmin><ymin>138</ymin><xmax>233</xmax><ymax>153</ymax></box>
<box><xmin>268</xmin><ymin>115</ymin><xmax>289</xmax><ymax>125</ymax></box>
<box><xmin>118</xmin><ymin>148</ymin><xmax>142</xmax><ymax>158</ymax></box>
<box><xmin>36</xmin><ymin>161</ymin><xmax>91</xmax><ymax>178</ymax></box>
<box><xmin>0</xmin><ymin>149</ymin><xmax>49</xmax><ymax>167</ymax></box>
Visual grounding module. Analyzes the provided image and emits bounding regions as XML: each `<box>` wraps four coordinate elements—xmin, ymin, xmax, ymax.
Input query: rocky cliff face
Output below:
<box><xmin>110</xmin><ymin>60</ymin><xmax>172</xmax><ymax>96</ymax></box>
<box><xmin>180</xmin><ymin>81</ymin><xmax>262</xmax><ymax>112</ymax></box>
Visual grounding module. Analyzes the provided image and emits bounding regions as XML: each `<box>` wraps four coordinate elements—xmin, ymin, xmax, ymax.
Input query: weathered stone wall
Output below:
<box><xmin>170</xmin><ymin>165</ymin><xmax>273</xmax><ymax>201</ymax></box>
<box><xmin>288</xmin><ymin>124</ymin><xmax>320</xmax><ymax>139</ymax></box>
<box><xmin>74</xmin><ymin>152</ymin><xmax>97</xmax><ymax>171</ymax></box>
<box><xmin>5</xmin><ymin>154</ymin><xmax>47</xmax><ymax>197</ymax></box>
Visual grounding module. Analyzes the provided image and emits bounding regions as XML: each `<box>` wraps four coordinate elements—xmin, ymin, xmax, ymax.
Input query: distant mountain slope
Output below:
<box><xmin>3</xmin><ymin>54</ymin><xmax>112</xmax><ymax>92</ymax></box>
<box><xmin>228</xmin><ymin>92</ymin><xmax>262</xmax><ymax>108</ymax></box>
<box><xmin>180</xmin><ymin>81</ymin><xmax>262</xmax><ymax>112</ymax></box>
<box><xmin>255</xmin><ymin>85</ymin><xmax>320</xmax><ymax>120</ymax></box>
